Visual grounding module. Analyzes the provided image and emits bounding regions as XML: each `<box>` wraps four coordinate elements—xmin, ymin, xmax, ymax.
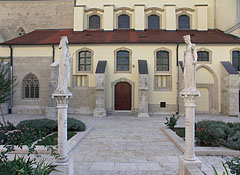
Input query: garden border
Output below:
<box><xmin>161</xmin><ymin>127</ymin><xmax>240</xmax><ymax>156</ymax></box>
<box><xmin>0</xmin><ymin>126</ymin><xmax>93</xmax><ymax>154</ymax></box>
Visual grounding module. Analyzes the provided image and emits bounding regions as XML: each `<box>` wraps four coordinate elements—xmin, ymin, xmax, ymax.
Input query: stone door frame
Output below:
<box><xmin>196</xmin><ymin>65</ymin><xmax>219</xmax><ymax>114</ymax></box>
<box><xmin>112</xmin><ymin>78</ymin><xmax>135</xmax><ymax>111</ymax></box>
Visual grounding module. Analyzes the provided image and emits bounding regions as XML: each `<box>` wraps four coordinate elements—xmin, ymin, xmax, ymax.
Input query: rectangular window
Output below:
<box><xmin>76</xmin><ymin>75</ymin><xmax>87</xmax><ymax>87</ymax></box>
<box><xmin>232</xmin><ymin>51</ymin><xmax>240</xmax><ymax>71</ymax></box>
<box><xmin>154</xmin><ymin>75</ymin><xmax>172</xmax><ymax>91</ymax></box>
<box><xmin>156</xmin><ymin>51</ymin><xmax>169</xmax><ymax>71</ymax></box>
<box><xmin>116</xmin><ymin>51</ymin><xmax>130</xmax><ymax>71</ymax></box>
<box><xmin>78</xmin><ymin>51</ymin><xmax>91</xmax><ymax>72</ymax></box>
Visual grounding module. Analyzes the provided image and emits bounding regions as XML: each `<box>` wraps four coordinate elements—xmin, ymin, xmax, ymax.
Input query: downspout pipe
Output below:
<box><xmin>52</xmin><ymin>45</ymin><xmax>55</xmax><ymax>63</ymax></box>
<box><xmin>176</xmin><ymin>44</ymin><xmax>179</xmax><ymax>114</ymax></box>
<box><xmin>9</xmin><ymin>45</ymin><xmax>13</xmax><ymax>113</ymax></box>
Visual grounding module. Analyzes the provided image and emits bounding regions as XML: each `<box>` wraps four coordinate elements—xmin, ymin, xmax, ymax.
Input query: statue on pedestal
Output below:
<box><xmin>183</xmin><ymin>35</ymin><xmax>198</xmax><ymax>91</ymax></box>
<box><xmin>55</xmin><ymin>36</ymin><xmax>71</xmax><ymax>94</ymax></box>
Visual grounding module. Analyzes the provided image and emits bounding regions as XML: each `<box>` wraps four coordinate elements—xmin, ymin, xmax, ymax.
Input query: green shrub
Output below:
<box><xmin>67</xmin><ymin>118</ymin><xmax>86</xmax><ymax>131</ymax></box>
<box><xmin>164</xmin><ymin>115</ymin><xmax>179</xmax><ymax>130</ymax></box>
<box><xmin>225</xmin><ymin>157</ymin><xmax>240</xmax><ymax>175</ymax></box>
<box><xmin>0</xmin><ymin>156</ymin><xmax>56</xmax><ymax>175</ymax></box>
<box><xmin>225</xmin><ymin>131</ymin><xmax>240</xmax><ymax>150</ymax></box>
<box><xmin>17</xmin><ymin>118</ymin><xmax>57</xmax><ymax>133</ymax></box>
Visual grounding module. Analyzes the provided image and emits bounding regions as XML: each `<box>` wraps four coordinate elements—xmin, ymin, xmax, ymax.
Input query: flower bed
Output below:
<box><xmin>172</xmin><ymin>120</ymin><xmax>240</xmax><ymax>151</ymax></box>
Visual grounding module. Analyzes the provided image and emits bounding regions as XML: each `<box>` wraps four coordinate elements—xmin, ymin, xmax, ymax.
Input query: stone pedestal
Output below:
<box><xmin>52</xmin><ymin>92</ymin><xmax>72</xmax><ymax>163</ymax></box>
<box><xmin>138</xmin><ymin>74</ymin><xmax>149</xmax><ymax>117</ymax></box>
<box><xmin>51</xmin><ymin>158</ymin><xmax>74</xmax><ymax>175</ymax></box>
<box><xmin>94</xmin><ymin>64</ymin><xmax>107</xmax><ymax>117</ymax></box>
<box><xmin>178</xmin><ymin>89</ymin><xmax>202</xmax><ymax>175</ymax></box>
<box><xmin>178</xmin><ymin>155</ymin><xmax>202</xmax><ymax>175</ymax></box>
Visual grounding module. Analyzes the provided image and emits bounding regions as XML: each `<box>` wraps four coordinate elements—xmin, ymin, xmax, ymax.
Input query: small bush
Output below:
<box><xmin>0</xmin><ymin>156</ymin><xmax>56</xmax><ymax>175</ymax></box>
<box><xmin>67</xmin><ymin>118</ymin><xmax>86</xmax><ymax>131</ymax></box>
<box><xmin>17</xmin><ymin>118</ymin><xmax>57</xmax><ymax>133</ymax></box>
<box><xmin>164</xmin><ymin>115</ymin><xmax>179</xmax><ymax>130</ymax></box>
<box><xmin>225</xmin><ymin>157</ymin><xmax>240</xmax><ymax>175</ymax></box>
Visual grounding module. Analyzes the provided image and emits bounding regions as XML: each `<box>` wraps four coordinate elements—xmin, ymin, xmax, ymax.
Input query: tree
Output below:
<box><xmin>0</xmin><ymin>59</ymin><xmax>17</xmax><ymax>126</ymax></box>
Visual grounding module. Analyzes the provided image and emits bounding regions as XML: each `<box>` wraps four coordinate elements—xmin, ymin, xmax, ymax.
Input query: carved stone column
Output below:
<box><xmin>52</xmin><ymin>92</ymin><xmax>72</xmax><ymax>163</ymax></box>
<box><xmin>178</xmin><ymin>90</ymin><xmax>202</xmax><ymax>175</ymax></box>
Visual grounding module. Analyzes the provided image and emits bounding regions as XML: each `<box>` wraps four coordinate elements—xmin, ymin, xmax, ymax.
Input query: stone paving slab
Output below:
<box><xmin>3</xmin><ymin>113</ymin><xmax>237</xmax><ymax>175</ymax></box>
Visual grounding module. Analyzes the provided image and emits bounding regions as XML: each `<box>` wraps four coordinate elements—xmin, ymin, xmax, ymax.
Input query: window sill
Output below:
<box><xmin>154</xmin><ymin>72</ymin><xmax>171</xmax><ymax>75</ymax></box>
<box><xmin>22</xmin><ymin>98</ymin><xmax>40</xmax><ymax>101</ymax></box>
<box><xmin>114</xmin><ymin>70</ymin><xmax>132</xmax><ymax>74</ymax></box>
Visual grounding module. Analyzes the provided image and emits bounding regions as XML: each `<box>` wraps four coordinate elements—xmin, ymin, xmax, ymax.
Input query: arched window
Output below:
<box><xmin>232</xmin><ymin>51</ymin><xmax>240</xmax><ymax>71</ymax></box>
<box><xmin>89</xmin><ymin>15</ymin><xmax>100</xmax><ymax>29</ymax></box>
<box><xmin>197</xmin><ymin>51</ymin><xmax>209</xmax><ymax>61</ymax></box>
<box><xmin>156</xmin><ymin>51</ymin><xmax>169</xmax><ymax>71</ymax></box>
<box><xmin>117</xmin><ymin>51</ymin><xmax>129</xmax><ymax>71</ymax></box>
<box><xmin>23</xmin><ymin>73</ymin><xmax>39</xmax><ymax>99</ymax></box>
<box><xmin>118</xmin><ymin>15</ymin><xmax>130</xmax><ymax>29</ymax></box>
<box><xmin>78</xmin><ymin>51</ymin><xmax>92</xmax><ymax>71</ymax></box>
<box><xmin>178</xmin><ymin>15</ymin><xmax>190</xmax><ymax>29</ymax></box>
<box><xmin>148</xmin><ymin>15</ymin><xmax>160</xmax><ymax>29</ymax></box>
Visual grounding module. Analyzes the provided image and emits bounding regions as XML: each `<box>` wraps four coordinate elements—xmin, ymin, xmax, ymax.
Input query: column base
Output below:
<box><xmin>94</xmin><ymin>108</ymin><xmax>107</xmax><ymax>117</ymax></box>
<box><xmin>137</xmin><ymin>113</ymin><xmax>150</xmax><ymax>117</ymax></box>
<box><xmin>51</xmin><ymin>157</ymin><xmax>74</xmax><ymax>175</ymax></box>
<box><xmin>178</xmin><ymin>155</ymin><xmax>202</xmax><ymax>175</ymax></box>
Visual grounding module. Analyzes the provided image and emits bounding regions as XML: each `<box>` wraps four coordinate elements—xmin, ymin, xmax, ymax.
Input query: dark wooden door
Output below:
<box><xmin>115</xmin><ymin>82</ymin><xmax>131</xmax><ymax>110</ymax></box>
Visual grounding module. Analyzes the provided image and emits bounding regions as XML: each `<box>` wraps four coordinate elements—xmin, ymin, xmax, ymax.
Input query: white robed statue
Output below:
<box><xmin>56</xmin><ymin>36</ymin><xmax>71</xmax><ymax>94</ymax></box>
<box><xmin>183</xmin><ymin>35</ymin><xmax>198</xmax><ymax>91</ymax></box>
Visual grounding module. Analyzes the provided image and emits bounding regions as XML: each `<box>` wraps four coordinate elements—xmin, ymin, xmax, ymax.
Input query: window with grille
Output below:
<box><xmin>156</xmin><ymin>51</ymin><xmax>169</xmax><ymax>71</ymax></box>
<box><xmin>197</xmin><ymin>51</ymin><xmax>209</xmax><ymax>61</ymax></box>
<box><xmin>232</xmin><ymin>51</ymin><xmax>240</xmax><ymax>71</ymax></box>
<box><xmin>89</xmin><ymin>15</ymin><xmax>100</xmax><ymax>29</ymax></box>
<box><xmin>23</xmin><ymin>74</ymin><xmax>39</xmax><ymax>99</ymax></box>
<box><xmin>78</xmin><ymin>51</ymin><xmax>91</xmax><ymax>72</ymax></box>
<box><xmin>178</xmin><ymin>15</ymin><xmax>190</xmax><ymax>29</ymax></box>
<box><xmin>118</xmin><ymin>15</ymin><xmax>130</xmax><ymax>29</ymax></box>
<box><xmin>116</xmin><ymin>51</ymin><xmax>129</xmax><ymax>71</ymax></box>
<box><xmin>148</xmin><ymin>15</ymin><xmax>160</xmax><ymax>29</ymax></box>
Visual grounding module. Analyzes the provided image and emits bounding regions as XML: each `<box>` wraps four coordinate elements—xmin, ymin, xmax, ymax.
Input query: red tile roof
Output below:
<box><xmin>1</xmin><ymin>29</ymin><xmax>240</xmax><ymax>45</ymax></box>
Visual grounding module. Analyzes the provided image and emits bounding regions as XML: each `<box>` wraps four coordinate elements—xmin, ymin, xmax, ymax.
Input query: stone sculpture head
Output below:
<box><xmin>183</xmin><ymin>35</ymin><xmax>191</xmax><ymax>45</ymax></box>
<box><xmin>59</xmin><ymin>36</ymin><xmax>68</xmax><ymax>49</ymax></box>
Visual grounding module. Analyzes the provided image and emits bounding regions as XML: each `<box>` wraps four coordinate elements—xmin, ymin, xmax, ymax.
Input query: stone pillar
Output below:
<box><xmin>46</xmin><ymin>62</ymin><xmax>59</xmax><ymax>118</ymax></box>
<box><xmin>52</xmin><ymin>92</ymin><xmax>74</xmax><ymax>175</ymax></box>
<box><xmin>74</xmin><ymin>5</ymin><xmax>85</xmax><ymax>31</ymax></box>
<box><xmin>104</xmin><ymin>5</ymin><xmax>114</xmax><ymax>31</ymax></box>
<box><xmin>134</xmin><ymin>4</ymin><xmax>145</xmax><ymax>31</ymax></box>
<box><xmin>165</xmin><ymin>4</ymin><xmax>176</xmax><ymax>30</ymax></box>
<box><xmin>53</xmin><ymin>93</ymin><xmax>72</xmax><ymax>163</ymax></box>
<box><xmin>94</xmin><ymin>61</ymin><xmax>107</xmax><ymax>117</ymax></box>
<box><xmin>138</xmin><ymin>60</ymin><xmax>149</xmax><ymax>117</ymax></box>
<box><xmin>178</xmin><ymin>90</ymin><xmax>202</xmax><ymax>175</ymax></box>
<box><xmin>94</xmin><ymin>74</ymin><xmax>107</xmax><ymax>117</ymax></box>
<box><xmin>138</xmin><ymin>74</ymin><xmax>149</xmax><ymax>117</ymax></box>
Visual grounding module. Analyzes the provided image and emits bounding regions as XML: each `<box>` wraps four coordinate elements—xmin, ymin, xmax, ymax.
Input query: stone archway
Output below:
<box><xmin>112</xmin><ymin>78</ymin><xmax>135</xmax><ymax>111</ymax></box>
<box><xmin>196</xmin><ymin>65</ymin><xmax>218</xmax><ymax>114</ymax></box>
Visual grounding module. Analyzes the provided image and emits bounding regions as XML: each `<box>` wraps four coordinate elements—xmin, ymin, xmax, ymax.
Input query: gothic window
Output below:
<box><xmin>156</xmin><ymin>51</ymin><xmax>169</xmax><ymax>71</ymax></box>
<box><xmin>23</xmin><ymin>74</ymin><xmax>39</xmax><ymax>99</ymax></box>
<box><xmin>148</xmin><ymin>15</ymin><xmax>160</xmax><ymax>29</ymax></box>
<box><xmin>232</xmin><ymin>51</ymin><xmax>240</xmax><ymax>71</ymax></box>
<box><xmin>116</xmin><ymin>51</ymin><xmax>129</xmax><ymax>71</ymax></box>
<box><xmin>118</xmin><ymin>14</ymin><xmax>130</xmax><ymax>29</ymax></box>
<box><xmin>89</xmin><ymin>15</ymin><xmax>100</xmax><ymax>29</ymax></box>
<box><xmin>197</xmin><ymin>51</ymin><xmax>209</xmax><ymax>61</ymax></box>
<box><xmin>178</xmin><ymin>15</ymin><xmax>190</xmax><ymax>29</ymax></box>
<box><xmin>78</xmin><ymin>51</ymin><xmax>92</xmax><ymax>72</ymax></box>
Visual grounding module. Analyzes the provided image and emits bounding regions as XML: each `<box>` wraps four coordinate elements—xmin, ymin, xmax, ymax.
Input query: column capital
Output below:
<box><xmin>53</xmin><ymin>93</ymin><xmax>72</xmax><ymax>107</ymax></box>
<box><xmin>180</xmin><ymin>89</ymin><xmax>200</xmax><ymax>107</ymax></box>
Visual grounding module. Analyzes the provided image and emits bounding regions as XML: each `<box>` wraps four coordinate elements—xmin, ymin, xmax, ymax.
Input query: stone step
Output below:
<box><xmin>108</xmin><ymin>110</ymin><xmax>136</xmax><ymax>116</ymax></box>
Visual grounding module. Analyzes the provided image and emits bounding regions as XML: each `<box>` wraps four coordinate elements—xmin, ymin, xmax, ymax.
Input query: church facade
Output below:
<box><xmin>0</xmin><ymin>0</ymin><xmax>240</xmax><ymax>117</ymax></box>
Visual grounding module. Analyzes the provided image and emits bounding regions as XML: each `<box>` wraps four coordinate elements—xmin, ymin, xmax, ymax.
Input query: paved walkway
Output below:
<box><xmin>3</xmin><ymin>114</ymin><xmax>238</xmax><ymax>175</ymax></box>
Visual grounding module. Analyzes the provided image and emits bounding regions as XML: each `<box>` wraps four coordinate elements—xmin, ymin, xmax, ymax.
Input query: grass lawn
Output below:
<box><xmin>36</xmin><ymin>131</ymin><xmax>77</xmax><ymax>145</ymax></box>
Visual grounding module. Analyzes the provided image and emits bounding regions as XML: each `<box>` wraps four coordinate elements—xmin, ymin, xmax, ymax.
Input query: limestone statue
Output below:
<box><xmin>183</xmin><ymin>35</ymin><xmax>198</xmax><ymax>91</ymax></box>
<box><xmin>56</xmin><ymin>36</ymin><xmax>71</xmax><ymax>94</ymax></box>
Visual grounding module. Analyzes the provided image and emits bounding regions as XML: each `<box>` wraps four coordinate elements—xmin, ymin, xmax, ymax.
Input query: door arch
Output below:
<box><xmin>112</xmin><ymin>78</ymin><xmax>135</xmax><ymax>111</ymax></box>
<box><xmin>115</xmin><ymin>82</ymin><xmax>131</xmax><ymax>110</ymax></box>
